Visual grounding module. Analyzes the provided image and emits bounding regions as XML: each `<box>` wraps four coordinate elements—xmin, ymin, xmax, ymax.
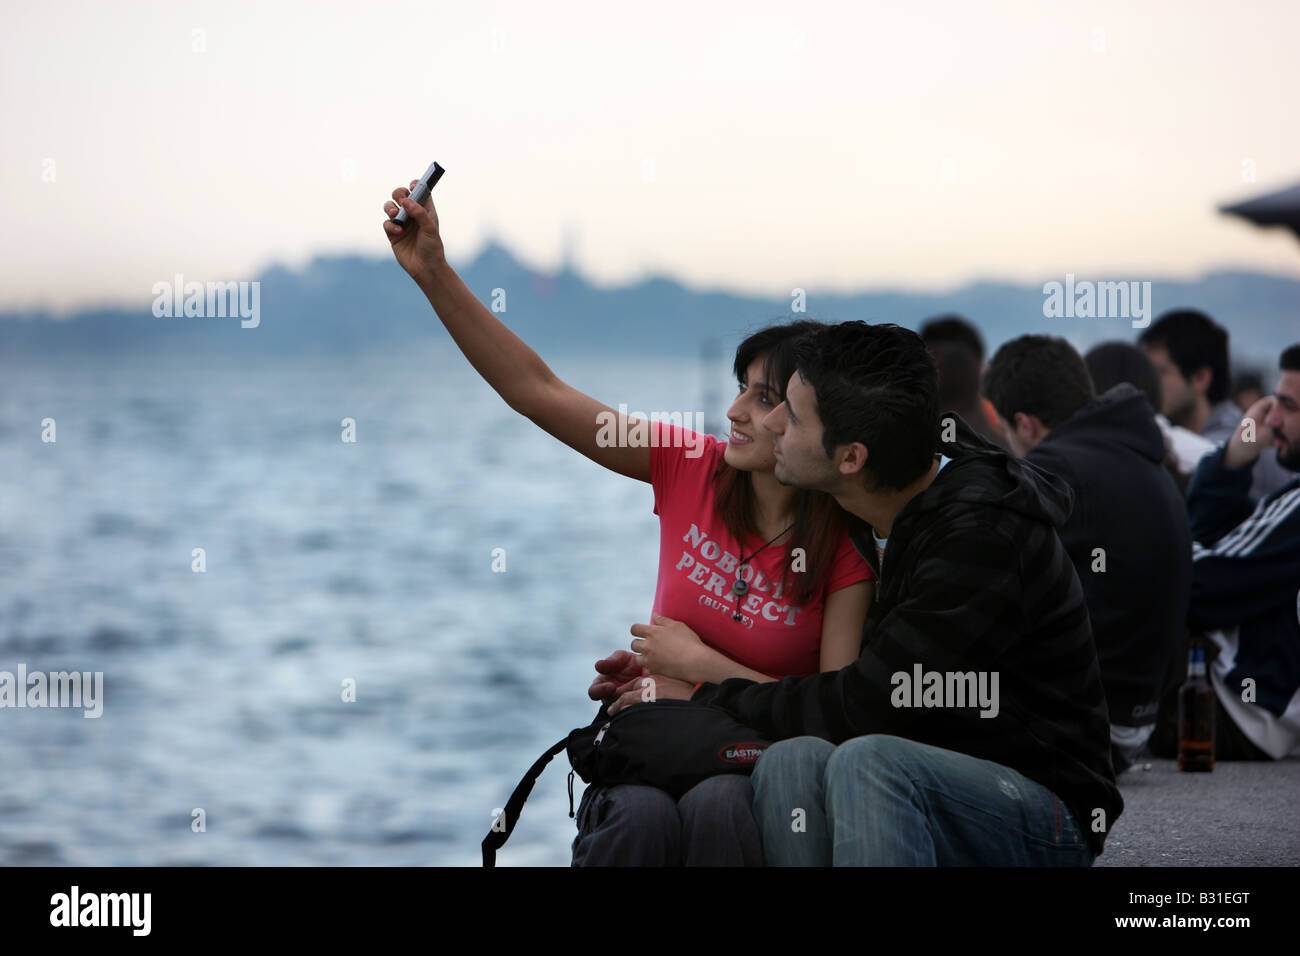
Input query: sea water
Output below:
<box><xmin>0</xmin><ymin>348</ymin><xmax>731</xmax><ymax>866</ymax></box>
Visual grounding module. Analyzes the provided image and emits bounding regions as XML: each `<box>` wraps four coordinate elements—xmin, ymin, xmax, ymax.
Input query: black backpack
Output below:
<box><xmin>481</xmin><ymin>699</ymin><xmax>771</xmax><ymax>866</ymax></box>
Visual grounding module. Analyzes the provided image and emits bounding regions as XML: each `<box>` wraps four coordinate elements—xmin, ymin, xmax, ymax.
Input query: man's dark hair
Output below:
<box><xmin>1137</xmin><ymin>309</ymin><xmax>1230</xmax><ymax>405</ymax></box>
<box><xmin>926</xmin><ymin>339</ymin><xmax>983</xmax><ymax>409</ymax></box>
<box><xmin>920</xmin><ymin>315</ymin><xmax>985</xmax><ymax>364</ymax></box>
<box><xmin>983</xmin><ymin>335</ymin><xmax>1095</xmax><ymax>429</ymax></box>
<box><xmin>1231</xmin><ymin>370</ymin><xmax>1264</xmax><ymax>400</ymax></box>
<box><xmin>1280</xmin><ymin>344</ymin><xmax>1300</xmax><ymax>373</ymax></box>
<box><xmin>792</xmin><ymin>322</ymin><xmax>939</xmax><ymax>491</ymax></box>
<box><xmin>1084</xmin><ymin>341</ymin><xmax>1161</xmax><ymax>413</ymax></box>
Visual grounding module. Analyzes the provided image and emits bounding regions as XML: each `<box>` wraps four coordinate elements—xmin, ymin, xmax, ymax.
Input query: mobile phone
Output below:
<box><xmin>394</xmin><ymin>160</ymin><xmax>446</xmax><ymax>225</ymax></box>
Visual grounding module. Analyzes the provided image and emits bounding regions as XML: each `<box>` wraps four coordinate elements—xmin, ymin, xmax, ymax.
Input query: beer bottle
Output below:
<box><xmin>1178</xmin><ymin>644</ymin><xmax>1215</xmax><ymax>772</ymax></box>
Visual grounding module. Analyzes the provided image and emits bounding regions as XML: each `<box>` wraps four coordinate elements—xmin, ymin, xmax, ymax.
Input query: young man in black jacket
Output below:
<box><xmin>982</xmin><ymin>335</ymin><xmax>1193</xmax><ymax>773</ymax></box>
<box><xmin>688</xmin><ymin>321</ymin><xmax>1122</xmax><ymax>865</ymax></box>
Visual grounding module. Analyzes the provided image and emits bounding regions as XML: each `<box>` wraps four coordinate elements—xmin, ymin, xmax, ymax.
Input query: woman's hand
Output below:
<box><xmin>382</xmin><ymin>181</ymin><xmax>447</xmax><ymax>286</ymax></box>
<box><xmin>587</xmin><ymin>650</ymin><xmax>643</xmax><ymax>703</ymax></box>
<box><xmin>630</xmin><ymin>614</ymin><xmax>711</xmax><ymax>684</ymax></box>
<box><xmin>607</xmin><ymin>673</ymin><xmax>697</xmax><ymax>715</ymax></box>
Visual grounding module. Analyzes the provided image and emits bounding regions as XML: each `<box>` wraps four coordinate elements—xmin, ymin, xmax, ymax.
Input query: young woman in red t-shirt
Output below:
<box><xmin>384</xmin><ymin>183</ymin><xmax>874</xmax><ymax>864</ymax></box>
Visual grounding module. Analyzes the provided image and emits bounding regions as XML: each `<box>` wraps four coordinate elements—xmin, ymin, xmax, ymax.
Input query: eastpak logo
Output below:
<box><xmin>718</xmin><ymin>743</ymin><xmax>767</xmax><ymax>764</ymax></box>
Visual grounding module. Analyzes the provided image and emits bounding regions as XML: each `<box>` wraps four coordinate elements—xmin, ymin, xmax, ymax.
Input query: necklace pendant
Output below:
<box><xmin>732</xmin><ymin>578</ymin><xmax>749</xmax><ymax>597</ymax></box>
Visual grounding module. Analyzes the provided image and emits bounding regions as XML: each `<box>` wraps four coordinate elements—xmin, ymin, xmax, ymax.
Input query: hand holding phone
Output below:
<box><xmin>393</xmin><ymin>160</ymin><xmax>446</xmax><ymax>225</ymax></box>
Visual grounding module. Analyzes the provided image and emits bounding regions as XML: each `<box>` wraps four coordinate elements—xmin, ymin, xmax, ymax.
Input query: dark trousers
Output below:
<box><xmin>1148</xmin><ymin>633</ymin><xmax>1270</xmax><ymax>762</ymax></box>
<box><xmin>571</xmin><ymin>775</ymin><xmax>764</xmax><ymax>866</ymax></box>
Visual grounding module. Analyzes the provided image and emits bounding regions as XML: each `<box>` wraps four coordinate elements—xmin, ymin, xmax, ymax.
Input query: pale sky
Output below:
<box><xmin>2</xmin><ymin>0</ymin><xmax>1297</xmax><ymax>314</ymax></box>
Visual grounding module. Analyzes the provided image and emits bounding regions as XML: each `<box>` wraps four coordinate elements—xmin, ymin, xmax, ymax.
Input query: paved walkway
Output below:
<box><xmin>1095</xmin><ymin>757</ymin><xmax>1300</xmax><ymax>866</ymax></box>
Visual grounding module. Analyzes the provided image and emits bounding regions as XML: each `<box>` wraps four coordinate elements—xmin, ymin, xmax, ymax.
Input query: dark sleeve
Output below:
<box><xmin>1187</xmin><ymin>490</ymin><xmax>1300</xmax><ymax>630</ymax></box>
<box><xmin>1186</xmin><ymin>445</ymin><xmax>1255</xmax><ymax>547</ymax></box>
<box><xmin>691</xmin><ymin>524</ymin><xmax>1026</xmax><ymax>743</ymax></box>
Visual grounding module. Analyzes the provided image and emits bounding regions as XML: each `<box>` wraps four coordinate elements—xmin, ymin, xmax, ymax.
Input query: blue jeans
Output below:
<box><xmin>752</xmin><ymin>735</ymin><xmax>1094</xmax><ymax>866</ymax></box>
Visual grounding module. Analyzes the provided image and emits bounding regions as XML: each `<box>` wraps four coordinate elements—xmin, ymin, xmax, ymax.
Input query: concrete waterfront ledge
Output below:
<box><xmin>1095</xmin><ymin>757</ymin><xmax>1300</xmax><ymax>866</ymax></box>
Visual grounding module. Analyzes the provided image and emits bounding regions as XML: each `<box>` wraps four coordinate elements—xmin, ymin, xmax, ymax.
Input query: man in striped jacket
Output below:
<box><xmin>690</xmin><ymin>321</ymin><xmax>1123</xmax><ymax>865</ymax></box>
<box><xmin>1152</xmin><ymin>343</ymin><xmax>1300</xmax><ymax>760</ymax></box>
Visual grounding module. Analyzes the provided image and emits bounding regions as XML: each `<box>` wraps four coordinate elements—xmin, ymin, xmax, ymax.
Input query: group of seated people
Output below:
<box><xmin>573</xmin><ymin>311</ymin><xmax>1300</xmax><ymax>866</ymax></box>
<box><xmin>382</xmin><ymin>185</ymin><xmax>1299</xmax><ymax>866</ymax></box>
<box><xmin>949</xmin><ymin>310</ymin><xmax>1300</xmax><ymax>770</ymax></box>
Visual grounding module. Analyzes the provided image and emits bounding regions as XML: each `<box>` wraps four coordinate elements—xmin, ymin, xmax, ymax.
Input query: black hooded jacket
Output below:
<box><xmin>691</xmin><ymin>414</ymin><xmax>1123</xmax><ymax>857</ymax></box>
<box><xmin>1026</xmin><ymin>384</ymin><xmax>1192</xmax><ymax>730</ymax></box>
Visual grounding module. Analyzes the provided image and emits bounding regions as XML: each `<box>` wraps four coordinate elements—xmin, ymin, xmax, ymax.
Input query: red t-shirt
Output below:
<box><xmin>649</xmin><ymin>424</ymin><xmax>874</xmax><ymax>678</ymax></box>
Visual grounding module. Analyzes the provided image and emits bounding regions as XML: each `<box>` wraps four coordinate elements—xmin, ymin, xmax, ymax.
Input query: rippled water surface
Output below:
<box><xmin>0</xmin><ymin>350</ymin><xmax>729</xmax><ymax>865</ymax></box>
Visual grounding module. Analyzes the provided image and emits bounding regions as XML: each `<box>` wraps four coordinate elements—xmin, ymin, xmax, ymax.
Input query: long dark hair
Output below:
<box><xmin>712</xmin><ymin>320</ymin><xmax>847</xmax><ymax>607</ymax></box>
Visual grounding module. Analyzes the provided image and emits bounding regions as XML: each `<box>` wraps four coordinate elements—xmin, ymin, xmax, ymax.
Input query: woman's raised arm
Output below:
<box><xmin>383</xmin><ymin>183</ymin><xmax>651</xmax><ymax>483</ymax></box>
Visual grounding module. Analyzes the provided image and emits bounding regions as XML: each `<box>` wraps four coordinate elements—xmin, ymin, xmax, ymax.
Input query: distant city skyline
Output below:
<box><xmin>2</xmin><ymin>0</ymin><xmax>1297</xmax><ymax>315</ymax></box>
